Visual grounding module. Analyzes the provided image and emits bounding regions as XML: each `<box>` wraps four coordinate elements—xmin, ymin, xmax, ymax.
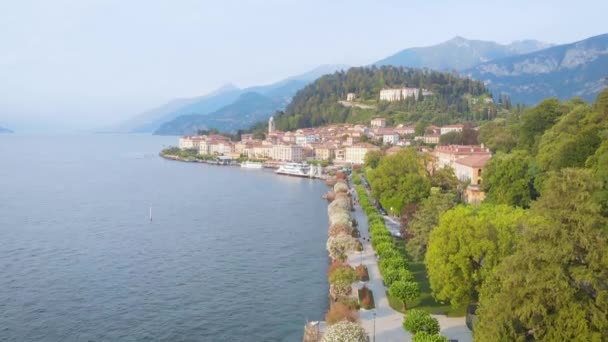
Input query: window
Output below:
<box><xmin>478</xmin><ymin>168</ymin><xmax>482</xmax><ymax>177</ymax></box>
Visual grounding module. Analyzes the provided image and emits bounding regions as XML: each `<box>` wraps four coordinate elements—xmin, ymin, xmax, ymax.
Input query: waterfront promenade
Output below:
<box><xmin>347</xmin><ymin>182</ymin><xmax>472</xmax><ymax>342</ymax></box>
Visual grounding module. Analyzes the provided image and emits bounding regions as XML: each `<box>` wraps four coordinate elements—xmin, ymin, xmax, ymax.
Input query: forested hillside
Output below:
<box><xmin>271</xmin><ymin>66</ymin><xmax>500</xmax><ymax>131</ymax></box>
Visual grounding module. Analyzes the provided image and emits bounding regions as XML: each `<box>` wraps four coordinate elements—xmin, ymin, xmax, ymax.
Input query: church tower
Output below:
<box><xmin>268</xmin><ymin>116</ymin><xmax>275</xmax><ymax>134</ymax></box>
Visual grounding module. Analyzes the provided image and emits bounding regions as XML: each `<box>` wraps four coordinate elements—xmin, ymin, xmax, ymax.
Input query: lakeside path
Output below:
<box><xmin>347</xmin><ymin>183</ymin><xmax>472</xmax><ymax>342</ymax></box>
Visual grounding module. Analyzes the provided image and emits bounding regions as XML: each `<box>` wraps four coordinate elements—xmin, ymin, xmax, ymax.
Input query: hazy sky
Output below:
<box><xmin>1</xmin><ymin>0</ymin><xmax>607</xmax><ymax>131</ymax></box>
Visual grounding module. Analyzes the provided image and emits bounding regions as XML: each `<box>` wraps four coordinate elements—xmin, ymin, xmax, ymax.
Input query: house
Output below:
<box><xmin>344</xmin><ymin>143</ymin><xmax>380</xmax><ymax>165</ymax></box>
<box><xmin>370</xmin><ymin>118</ymin><xmax>387</xmax><ymax>128</ymax></box>
<box><xmin>395</xmin><ymin>124</ymin><xmax>415</xmax><ymax>135</ymax></box>
<box><xmin>346</xmin><ymin>93</ymin><xmax>356</xmax><ymax>101</ymax></box>
<box><xmin>433</xmin><ymin>145</ymin><xmax>492</xmax><ymax>169</ymax></box>
<box><xmin>313</xmin><ymin>145</ymin><xmax>335</xmax><ymax>161</ymax></box>
<box><xmin>453</xmin><ymin>154</ymin><xmax>492</xmax><ymax>185</ymax></box>
<box><xmin>271</xmin><ymin>143</ymin><xmax>304</xmax><ymax>162</ymax></box>
<box><xmin>423</xmin><ymin>134</ymin><xmax>440</xmax><ymax>145</ymax></box>
<box><xmin>379</xmin><ymin>87</ymin><xmax>433</xmax><ymax>102</ymax></box>
<box><xmin>240</xmin><ymin>133</ymin><xmax>254</xmax><ymax>142</ymax></box>
<box><xmin>440</xmin><ymin>124</ymin><xmax>464</xmax><ymax>135</ymax></box>
<box><xmin>179</xmin><ymin>135</ymin><xmax>206</xmax><ymax>150</ymax></box>
<box><xmin>380</xmin><ymin>129</ymin><xmax>400</xmax><ymax>145</ymax></box>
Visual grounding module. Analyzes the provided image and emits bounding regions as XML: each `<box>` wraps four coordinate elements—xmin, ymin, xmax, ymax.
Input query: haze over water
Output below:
<box><xmin>0</xmin><ymin>134</ymin><xmax>329</xmax><ymax>341</ymax></box>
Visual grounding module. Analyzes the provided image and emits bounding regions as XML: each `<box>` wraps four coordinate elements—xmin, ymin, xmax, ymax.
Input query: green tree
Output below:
<box><xmin>406</xmin><ymin>192</ymin><xmax>457</xmax><ymax>260</ymax></box>
<box><xmin>328</xmin><ymin>267</ymin><xmax>359</xmax><ymax>288</ymax></box>
<box><xmin>477</xmin><ymin>118</ymin><xmax>517</xmax><ymax>153</ymax></box>
<box><xmin>389</xmin><ymin>280</ymin><xmax>420</xmax><ymax>311</ymax></box>
<box><xmin>425</xmin><ymin>204</ymin><xmax>526</xmax><ymax>307</ymax></box>
<box><xmin>363</xmin><ymin>150</ymin><xmax>384</xmax><ymax>169</ymax></box>
<box><xmin>475</xmin><ymin>168</ymin><xmax>608</xmax><ymax>341</ymax></box>
<box><xmin>438</xmin><ymin>131</ymin><xmax>462</xmax><ymax>145</ymax></box>
<box><xmin>482</xmin><ymin>150</ymin><xmax>538</xmax><ymax>208</ymax></box>
<box><xmin>517</xmin><ymin>98</ymin><xmax>566</xmax><ymax>152</ymax></box>
<box><xmin>402</xmin><ymin>309</ymin><xmax>440</xmax><ymax>335</ymax></box>
<box><xmin>367</xmin><ymin>148</ymin><xmax>431</xmax><ymax>213</ymax></box>
<box><xmin>430</xmin><ymin>167</ymin><xmax>459</xmax><ymax>193</ymax></box>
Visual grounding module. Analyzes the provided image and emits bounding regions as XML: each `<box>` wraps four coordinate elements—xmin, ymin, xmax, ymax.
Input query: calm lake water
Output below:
<box><xmin>0</xmin><ymin>134</ymin><xmax>329</xmax><ymax>341</ymax></box>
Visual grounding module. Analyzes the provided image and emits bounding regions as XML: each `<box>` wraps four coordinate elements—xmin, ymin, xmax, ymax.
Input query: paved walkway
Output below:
<box><xmin>347</xmin><ymin>180</ymin><xmax>472</xmax><ymax>341</ymax></box>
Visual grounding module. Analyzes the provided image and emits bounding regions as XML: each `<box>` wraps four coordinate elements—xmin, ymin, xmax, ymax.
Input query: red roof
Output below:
<box><xmin>455</xmin><ymin>154</ymin><xmax>491</xmax><ymax>168</ymax></box>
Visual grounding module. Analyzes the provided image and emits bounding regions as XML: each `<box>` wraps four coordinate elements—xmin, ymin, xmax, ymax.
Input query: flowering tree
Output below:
<box><xmin>329</xmin><ymin>223</ymin><xmax>354</xmax><ymax>237</ymax></box>
<box><xmin>327</xmin><ymin>234</ymin><xmax>359</xmax><ymax>262</ymax></box>
<box><xmin>322</xmin><ymin>321</ymin><xmax>368</xmax><ymax>342</ymax></box>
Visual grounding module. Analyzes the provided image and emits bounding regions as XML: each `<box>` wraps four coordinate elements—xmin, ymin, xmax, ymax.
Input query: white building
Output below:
<box><xmin>382</xmin><ymin>131</ymin><xmax>400</xmax><ymax>145</ymax></box>
<box><xmin>379</xmin><ymin>87</ymin><xmax>433</xmax><ymax>102</ymax></box>
<box><xmin>440</xmin><ymin>124</ymin><xmax>464</xmax><ymax>135</ymax></box>
<box><xmin>179</xmin><ymin>136</ymin><xmax>205</xmax><ymax>150</ymax></box>
<box><xmin>346</xmin><ymin>93</ymin><xmax>356</xmax><ymax>101</ymax></box>
<box><xmin>370</xmin><ymin>118</ymin><xmax>387</xmax><ymax>128</ymax></box>
<box><xmin>344</xmin><ymin>143</ymin><xmax>380</xmax><ymax>165</ymax></box>
<box><xmin>268</xmin><ymin>116</ymin><xmax>275</xmax><ymax>134</ymax></box>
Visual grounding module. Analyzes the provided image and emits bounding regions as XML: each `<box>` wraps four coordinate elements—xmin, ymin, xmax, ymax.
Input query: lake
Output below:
<box><xmin>0</xmin><ymin>134</ymin><xmax>329</xmax><ymax>341</ymax></box>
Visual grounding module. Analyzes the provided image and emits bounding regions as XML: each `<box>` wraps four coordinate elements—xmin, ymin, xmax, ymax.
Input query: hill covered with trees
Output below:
<box><xmin>268</xmin><ymin>66</ymin><xmax>505</xmax><ymax>132</ymax></box>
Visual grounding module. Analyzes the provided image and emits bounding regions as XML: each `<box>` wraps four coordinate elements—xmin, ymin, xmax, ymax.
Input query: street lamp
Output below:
<box><xmin>373</xmin><ymin>310</ymin><xmax>376</xmax><ymax>342</ymax></box>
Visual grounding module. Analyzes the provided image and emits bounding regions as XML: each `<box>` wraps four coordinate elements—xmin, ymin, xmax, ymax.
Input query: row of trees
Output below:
<box><xmin>321</xmin><ymin>173</ymin><xmax>369</xmax><ymax>342</ymax></box>
<box><xmin>353</xmin><ymin>173</ymin><xmax>449</xmax><ymax>341</ymax></box>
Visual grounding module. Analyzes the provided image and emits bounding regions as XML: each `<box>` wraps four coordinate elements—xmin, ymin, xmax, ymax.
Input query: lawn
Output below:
<box><xmin>387</xmin><ymin>239</ymin><xmax>466</xmax><ymax>317</ymax></box>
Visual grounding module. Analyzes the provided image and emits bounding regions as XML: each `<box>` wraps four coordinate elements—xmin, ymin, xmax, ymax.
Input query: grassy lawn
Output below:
<box><xmin>387</xmin><ymin>239</ymin><xmax>466</xmax><ymax>317</ymax></box>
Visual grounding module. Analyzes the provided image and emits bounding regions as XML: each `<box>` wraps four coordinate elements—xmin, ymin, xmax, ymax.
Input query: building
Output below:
<box><xmin>423</xmin><ymin>134</ymin><xmax>440</xmax><ymax>145</ymax></box>
<box><xmin>379</xmin><ymin>87</ymin><xmax>433</xmax><ymax>102</ymax></box>
<box><xmin>271</xmin><ymin>143</ymin><xmax>304</xmax><ymax>162</ymax></box>
<box><xmin>440</xmin><ymin>124</ymin><xmax>464</xmax><ymax>135</ymax></box>
<box><xmin>240</xmin><ymin>133</ymin><xmax>253</xmax><ymax>142</ymax></box>
<box><xmin>344</xmin><ymin>143</ymin><xmax>380</xmax><ymax>165</ymax></box>
<box><xmin>395</xmin><ymin>124</ymin><xmax>415</xmax><ymax>135</ymax></box>
<box><xmin>433</xmin><ymin>145</ymin><xmax>492</xmax><ymax>169</ymax></box>
<box><xmin>268</xmin><ymin>116</ymin><xmax>275</xmax><ymax>134</ymax></box>
<box><xmin>370</xmin><ymin>118</ymin><xmax>387</xmax><ymax>128</ymax></box>
<box><xmin>346</xmin><ymin>93</ymin><xmax>356</xmax><ymax>101</ymax></box>
<box><xmin>208</xmin><ymin>141</ymin><xmax>234</xmax><ymax>155</ymax></box>
<box><xmin>453</xmin><ymin>154</ymin><xmax>491</xmax><ymax>185</ymax></box>
<box><xmin>313</xmin><ymin>145</ymin><xmax>335</xmax><ymax>161</ymax></box>
<box><xmin>179</xmin><ymin>136</ymin><xmax>205</xmax><ymax>150</ymax></box>
<box><xmin>381</xmin><ymin>130</ymin><xmax>400</xmax><ymax>145</ymax></box>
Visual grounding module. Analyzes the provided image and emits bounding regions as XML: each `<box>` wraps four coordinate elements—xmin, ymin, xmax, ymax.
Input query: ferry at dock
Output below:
<box><xmin>275</xmin><ymin>162</ymin><xmax>322</xmax><ymax>178</ymax></box>
<box><xmin>240</xmin><ymin>161</ymin><xmax>263</xmax><ymax>169</ymax></box>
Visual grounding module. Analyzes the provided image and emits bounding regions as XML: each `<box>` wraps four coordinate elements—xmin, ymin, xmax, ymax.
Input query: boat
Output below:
<box><xmin>276</xmin><ymin>162</ymin><xmax>313</xmax><ymax>178</ymax></box>
<box><xmin>240</xmin><ymin>161</ymin><xmax>263</xmax><ymax>169</ymax></box>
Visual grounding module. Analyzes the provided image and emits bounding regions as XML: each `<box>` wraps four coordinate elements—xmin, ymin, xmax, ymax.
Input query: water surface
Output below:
<box><xmin>0</xmin><ymin>134</ymin><xmax>329</xmax><ymax>341</ymax></box>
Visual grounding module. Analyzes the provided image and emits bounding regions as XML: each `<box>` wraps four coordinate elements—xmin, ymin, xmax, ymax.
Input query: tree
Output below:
<box><xmin>389</xmin><ymin>280</ymin><xmax>420</xmax><ymax>311</ymax></box>
<box><xmin>517</xmin><ymin>98</ymin><xmax>565</xmax><ymax>152</ymax></box>
<box><xmin>363</xmin><ymin>150</ymin><xmax>383</xmax><ymax>169</ymax></box>
<box><xmin>478</xmin><ymin>119</ymin><xmax>517</xmax><ymax>153</ymax></box>
<box><xmin>327</xmin><ymin>234</ymin><xmax>358</xmax><ymax>262</ymax></box>
<box><xmin>329</xmin><ymin>266</ymin><xmax>359</xmax><ymax>289</ymax></box>
<box><xmin>482</xmin><ymin>150</ymin><xmax>538</xmax><ymax>208</ymax></box>
<box><xmin>382</xmin><ymin>266</ymin><xmax>413</xmax><ymax>286</ymax></box>
<box><xmin>403</xmin><ymin>309</ymin><xmax>440</xmax><ymax>335</ymax></box>
<box><xmin>430</xmin><ymin>167</ymin><xmax>459</xmax><ymax>193</ymax></box>
<box><xmin>439</xmin><ymin>131</ymin><xmax>462</xmax><ymax>145</ymax></box>
<box><xmin>322</xmin><ymin>321</ymin><xmax>368</xmax><ymax>342</ymax></box>
<box><xmin>474</xmin><ymin>169</ymin><xmax>608</xmax><ymax>341</ymax></box>
<box><xmin>425</xmin><ymin>204</ymin><xmax>526</xmax><ymax>307</ymax></box>
<box><xmin>367</xmin><ymin>148</ymin><xmax>431</xmax><ymax>213</ymax></box>
<box><xmin>406</xmin><ymin>192</ymin><xmax>457</xmax><ymax>260</ymax></box>
<box><xmin>325</xmin><ymin>302</ymin><xmax>359</xmax><ymax>325</ymax></box>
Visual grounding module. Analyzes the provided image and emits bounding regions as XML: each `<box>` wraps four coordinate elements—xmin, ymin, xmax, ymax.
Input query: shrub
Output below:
<box><xmin>356</xmin><ymin>264</ymin><xmax>369</xmax><ymax>281</ymax></box>
<box><xmin>337</xmin><ymin>296</ymin><xmax>360</xmax><ymax>310</ymax></box>
<box><xmin>327</xmin><ymin>234</ymin><xmax>359</xmax><ymax>262</ymax></box>
<box><xmin>329</xmin><ymin>283</ymin><xmax>352</xmax><ymax>300</ymax></box>
<box><xmin>336</xmin><ymin>171</ymin><xmax>347</xmax><ymax>180</ymax></box>
<box><xmin>326</xmin><ymin>176</ymin><xmax>337</xmax><ymax>187</ymax></box>
<box><xmin>329</xmin><ymin>266</ymin><xmax>359</xmax><ymax>287</ymax></box>
<box><xmin>413</xmin><ymin>332</ymin><xmax>449</xmax><ymax>342</ymax></box>
<box><xmin>325</xmin><ymin>302</ymin><xmax>359</xmax><ymax>325</ymax></box>
<box><xmin>403</xmin><ymin>309</ymin><xmax>440</xmax><ymax>335</ymax></box>
<box><xmin>358</xmin><ymin>286</ymin><xmax>375</xmax><ymax>310</ymax></box>
<box><xmin>379</xmin><ymin>255</ymin><xmax>407</xmax><ymax>271</ymax></box>
<box><xmin>325</xmin><ymin>191</ymin><xmax>336</xmax><ymax>202</ymax></box>
<box><xmin>334</xmin><ymin>182</ymin><xmax>349</xmax><ymax>194</ymax></box>
<box><xmin>322</xmin><ymin>321</ymin><xmax>368</xmax><ymax>342</ymax></box>
<box><xmin>327</xmin><ymin>261</ymin><xmax>349</xmax><ymax>277</ymax></box>
<box><xmin>329</xmin><ymin>223</ymin><xmax>353</xmax><ymax>237</ymax></box>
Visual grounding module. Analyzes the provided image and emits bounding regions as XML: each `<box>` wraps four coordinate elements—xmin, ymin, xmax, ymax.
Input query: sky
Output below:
<box><xmin>1</xmin><ymin>0</ymin><xmax>607</xmax><ymax>132</ymax></box>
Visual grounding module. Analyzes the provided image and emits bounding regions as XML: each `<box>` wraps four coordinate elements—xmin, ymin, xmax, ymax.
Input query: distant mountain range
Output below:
<box><xmin>0</xmin><ymin>126</ymin><xmax>14</xmax><ymax>133</ymax></box>
<box><xmin>466</xmin><ymin>33</ymin><xmax>608</xmax><ymax>104</ymax></box>
<box><xmin>375</xmin><ymin>36</ymin><xmax>553</xmax><ymax>71</ymax></box>
<box><xmin>116</xmin><ymin>34</ymin><xmax>607</xmax><ymax>136</ymax></box>
<box><xmin>111</xmin><ymin>64</ymin><xmax>347</xmax><ymax>135</ymax></box>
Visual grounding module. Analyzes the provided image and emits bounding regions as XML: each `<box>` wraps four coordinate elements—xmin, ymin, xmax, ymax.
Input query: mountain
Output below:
<box><xmin>107</xmin><ymin>84</ymin><xmax>242</xmax><ymax>133</ymax></box>
<box><xmin>466</xmin><ymin>33</ymin><xmax>608</xmax><ymax>104</ymax></box>
<box><xmin>0</xmin><ymin>126</ymin><xmax>13</xmax><ymax>133</ymax></box>
<box><xmin>150</xmin><ymin>64</ymin><xmax>348</xmax><ymax>135</ymax></box>
<box><xmin>375</xmin><ymin>36</ymin><xmax>552</xmax><ymax>71</ymax></box>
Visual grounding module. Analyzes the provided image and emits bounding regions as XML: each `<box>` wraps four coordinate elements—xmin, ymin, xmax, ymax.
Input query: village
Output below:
<box><xmin>175</xmin><ymin>106</ymin><xmax>492</xmax><ymax>205</ymax></box>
